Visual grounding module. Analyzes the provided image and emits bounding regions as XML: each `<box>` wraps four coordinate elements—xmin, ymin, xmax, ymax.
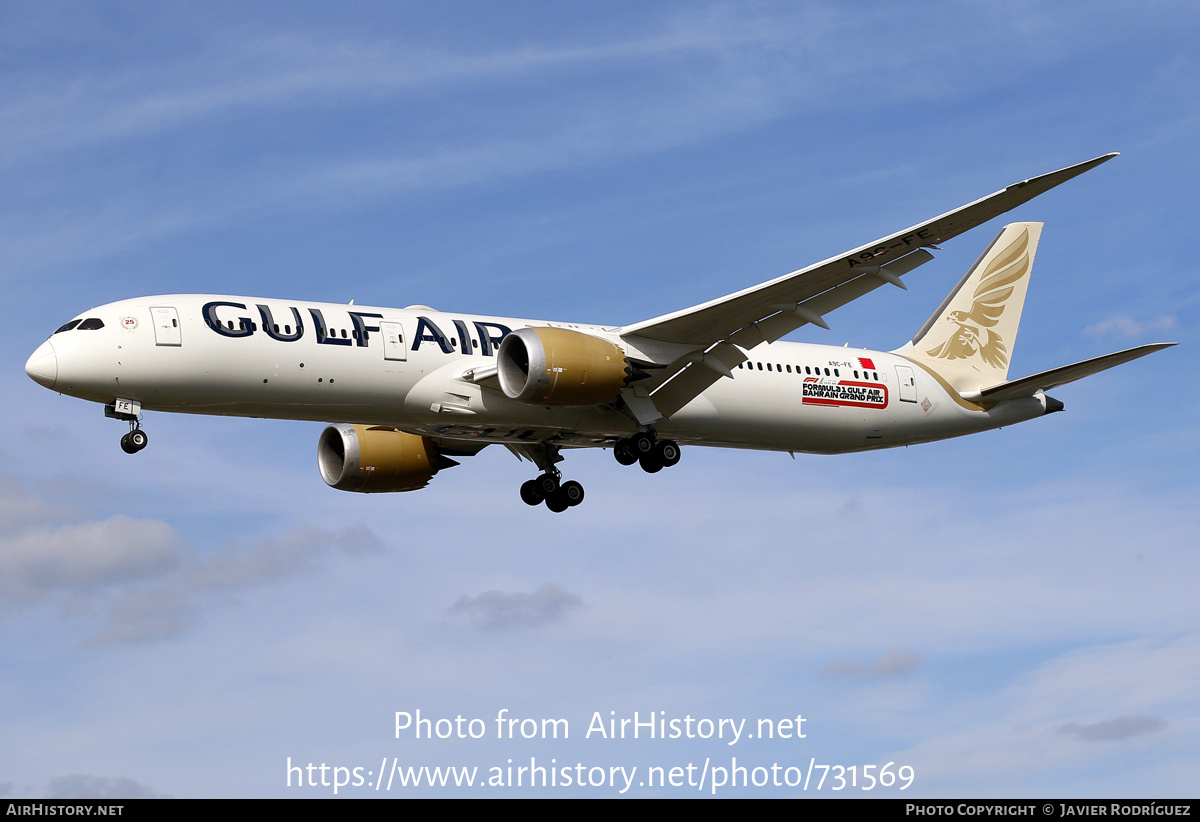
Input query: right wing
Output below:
<box><xmin>618</xmin><ymin>153</ymin><xmax>1119</xmax><ymax>420</ymax></box>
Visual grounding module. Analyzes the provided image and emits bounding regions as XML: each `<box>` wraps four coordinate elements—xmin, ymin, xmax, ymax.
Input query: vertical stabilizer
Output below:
<box><xmin>903</xmin><ymin>222</ymin><xmax>1042</xmax><ymax>391</ymax></box>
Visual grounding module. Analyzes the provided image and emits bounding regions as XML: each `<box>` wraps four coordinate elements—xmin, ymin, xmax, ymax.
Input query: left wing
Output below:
<box><xmin>965</xmin><ymin>343</ymin><xmax>1175</xmax><ymax>403</ymax></box>
<box><xmin>618</xmin><ymin>154</ymin><xmax>1117</xmax><ymax>420</ymax></box>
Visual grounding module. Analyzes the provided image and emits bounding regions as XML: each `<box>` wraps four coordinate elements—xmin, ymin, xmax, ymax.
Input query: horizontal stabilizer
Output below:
<box><xmin>968</xmin><ymin>343</ymin><xmax>1175</xmax><ymax>402</ymax></box>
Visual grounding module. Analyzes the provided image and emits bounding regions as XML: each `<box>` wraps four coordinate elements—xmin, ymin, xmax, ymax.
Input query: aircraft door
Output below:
<box><xmin>150</xmin><ymin>306</ymin><xmax>182</xmax><ymax>346</ymax></box>
<box><xmin>380</xmin><ymin>320</ymin><xmax>408</xmax><ymax>362</ymax></box>
<box><xmin>895</xmin><ymin>365</ymin><xmax>917</xmax><ymax>402</ymax></box>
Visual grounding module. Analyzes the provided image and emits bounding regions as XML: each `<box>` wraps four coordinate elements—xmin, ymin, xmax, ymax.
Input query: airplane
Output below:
<box><xmin>24</xmin><ymin>153</ymin><xmax>1172</xmax><ymax>512</ymax></box>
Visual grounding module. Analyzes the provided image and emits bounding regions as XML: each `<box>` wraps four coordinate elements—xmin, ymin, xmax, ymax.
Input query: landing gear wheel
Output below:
<box><xmin>614</xmin><ymin>440</ymin><xmax>638</xmax><ymax>466</ymax></box>
<box><xmin>639</xmin><ymin>452</ymin><xmax>663</xmax><ymax>473</ymax></box>
<box><xmin>631</xmin><ymin>431</ymin><xmax>655</xmax><ymax>457</ymax></box>
<box><xmin>536</xmin><ymin>472</ymin><xmax>559</xmax><ymax>497</ymax></box>
<box><xmin>120</xmin><ymin>428</ymin><xmax>148</xmax><ymax>454</ymax></box>
<box><xmin>560</xmin><ymin>480</ymin><xmax>585</xmax><ymax>507</ymax></box>
<box><xmin>654</xmin><ymin>439</ymin><xmax>680</xmax><ymax>467</ymax></box>
<box><xmin>520</xmin><ymin>479</ymin><xmax>544</xmax><ymax>506</ymax></box>
<box><xmin>545</xmin><ymin>490</ymin><xmax>570</xmax><ymax>513</ymax></box>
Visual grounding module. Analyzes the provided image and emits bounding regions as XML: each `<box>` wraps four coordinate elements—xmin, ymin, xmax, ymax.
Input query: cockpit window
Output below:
<box><xmin>54</xmin><ymin>319</ymin><xmax>82</xmax><ymax>334</ymax></box>
<box><xmin>77</xmin><ymin>318</ymin><xmax>105</xmax><ymax>330</ymax></box>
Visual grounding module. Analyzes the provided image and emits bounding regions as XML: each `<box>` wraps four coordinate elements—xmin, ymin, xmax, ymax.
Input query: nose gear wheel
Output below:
<box><xmin>119</xmin><ymin>421</ymin><xmax>148</xmax><ymax>454</ymax></box>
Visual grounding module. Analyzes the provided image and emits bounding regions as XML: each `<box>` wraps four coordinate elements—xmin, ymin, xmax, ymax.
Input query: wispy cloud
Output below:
<box><xmin>88</xmin><ymin>589</ymin><xmax>196</xmax><ymax>645</ymax></box>
<box><xmin>0</xmin><ymin>474</ymin><xmax>384</xmax><ymax>643</ymax></box>
<box><xmin>893</xmin><ymin>637</ymin><xmax>1200</xmax><ymax>793</ymax></box>
<box><xmin>447</xmin><ymin>584</ymin><xmax>582</xmax><ymax>630</ymax></box>
<box><xmin>1084</xmin><ymin>315</ymin><xmax>1176</xmax><ymax>339</ymax></box>
<box><xmin>0</xmin><ymin>17</ymin><xmax>800</xmax><ymax>166</ymax></box>
<box><xmin>1058</xmin><ymin>716</ymin><xmax>1167</xmax><ymax>742</ymax></box>
<box><xmin>0</xmin><ymin>4</ymin><xmax>1101</xmax><ymax>273</ymax></box>
<box><xmin>0</xmin><ymin>515</ymin><xmax>181</xmax><ymax>605</ymax></box>
<box><xmin>821</xmin><ymin>651</ymin><xmax>923</xmax><ymax>678</ymax></box>
<box><xmin>44</xmin><ymin>774</ymin><xmax>169</xmax><ymax>799</ymax></box>
<box><xmin>187</xmin><ymin>524</ymin><xmax>382</xmax><ymax>591</ymax></box>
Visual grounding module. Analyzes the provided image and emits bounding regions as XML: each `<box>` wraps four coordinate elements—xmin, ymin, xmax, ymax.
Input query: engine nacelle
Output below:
<box><xmin>317</xmin><ymin>424</ymin><xmax>457</xmax><ymax>493</ymax></box>
<box><xmin>497</xmin><ymin>327</ymin><xmax>635</xmax><ymax>406</ymax></box>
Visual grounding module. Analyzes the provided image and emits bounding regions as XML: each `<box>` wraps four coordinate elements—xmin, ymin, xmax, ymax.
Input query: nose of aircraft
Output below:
<box><xmin>25</xmin><ymin>340</ymin><xmax>57</xmax><ymax>389</ymax></box>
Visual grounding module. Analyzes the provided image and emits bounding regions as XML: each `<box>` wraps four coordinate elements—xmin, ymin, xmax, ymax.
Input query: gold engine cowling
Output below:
<box><xmin>317</xmin><ymin>424</ymin><xmax>458</xmax><ymax>493</ymax></box>
<box><xmin>496</xmin><ymin>327</ymin><xmax>635</xmax><ymax>406</ymax></box>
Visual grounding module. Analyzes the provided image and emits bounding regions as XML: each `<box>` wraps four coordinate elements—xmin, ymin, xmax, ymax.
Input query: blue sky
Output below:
<box><xmin>2</xmin><ymin>1</ymin><xmax>1197</xmax><ymax>798</ymax></box>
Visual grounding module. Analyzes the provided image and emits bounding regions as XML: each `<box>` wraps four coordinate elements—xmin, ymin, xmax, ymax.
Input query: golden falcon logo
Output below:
<box><xmin>925</xmin><ymin>227</ymin><xmax>1031</xmax><ymax>368</ymax></box>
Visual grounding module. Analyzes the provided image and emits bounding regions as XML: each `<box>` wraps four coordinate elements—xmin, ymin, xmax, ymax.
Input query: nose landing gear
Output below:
<box><xmin>120</xmin><ymin>425</ymin><xmax>148</xmax><ymax>454</ymax></box>
<box><xmin>106</xmin><ymin>399</ymin><xmax>148</xmax><ymax>454</ymax></box>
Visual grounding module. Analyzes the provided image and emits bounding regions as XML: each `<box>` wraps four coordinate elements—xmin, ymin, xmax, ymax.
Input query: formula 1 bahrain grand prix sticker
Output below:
<box><xmin>802</xmin><ymin>377</ymin><xmax>888</xmax><ymax>409</ymax></box>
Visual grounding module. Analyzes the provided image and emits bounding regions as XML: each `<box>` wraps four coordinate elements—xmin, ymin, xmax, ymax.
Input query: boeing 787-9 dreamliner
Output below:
<box><xmin>25</xmin><ymin>154</ymin><xmax>1171</xmax><ymax>511</ymax></box>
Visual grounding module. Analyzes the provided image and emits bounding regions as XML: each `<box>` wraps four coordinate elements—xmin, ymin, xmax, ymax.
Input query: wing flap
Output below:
<box><xmin>727</xmin><ymin>249</ymin><xmax>934</xmax><ymax>349</ymax></box>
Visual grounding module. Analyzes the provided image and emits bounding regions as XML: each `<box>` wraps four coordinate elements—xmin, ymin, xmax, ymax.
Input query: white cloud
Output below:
<box><xmin>0</xmin><ymin>474</ymin><xmax>385</xmax><ymax>645</ymax></box>
<box><xmin>0</xmin><ymin>516</ymin><xmax>181</xmax><ymax>604</ymax></box>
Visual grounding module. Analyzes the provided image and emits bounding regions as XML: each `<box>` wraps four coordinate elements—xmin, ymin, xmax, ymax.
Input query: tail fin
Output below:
<box><xmin>901</xmin><ymin>222</ymin><xmax>1042</xmax><ymax>391</ymax></box>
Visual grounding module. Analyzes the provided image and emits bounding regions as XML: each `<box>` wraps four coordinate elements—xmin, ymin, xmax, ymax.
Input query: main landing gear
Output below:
<box><xmin>613</xmin><ymin>431</ymin><xmax>681</xmax><ymax>474</ymax></box>
<box><xmin>517</xmin><ymin>442</ymin><xmax>586</xmax><ymax>513</ymax></box>
<box><xmin>515</xmin><ymin>433</ymin><xmax>680</xmax><ymax>512</ymax></box>
<box><xmin>520</xmin><ymin>473</ymin><xmax>585</xmax><ymax>513</ymax></box>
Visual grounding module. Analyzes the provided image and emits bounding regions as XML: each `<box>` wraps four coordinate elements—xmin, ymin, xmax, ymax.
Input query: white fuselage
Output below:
<box><xmin>28</xmin><ymin>294</ymin><xmax>1048</xmax><ymax>454</ymax></box>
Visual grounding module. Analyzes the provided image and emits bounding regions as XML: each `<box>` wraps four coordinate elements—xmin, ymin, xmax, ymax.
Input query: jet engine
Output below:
<box><xmin>317</xmin><ymin>424</ymin><xmax>458</xmax><ymax>493</ymax></box>
<box><xmin>497</xmin><ymin>327</ymin><xmax>642</xmax><ymax>406</ymax></box>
